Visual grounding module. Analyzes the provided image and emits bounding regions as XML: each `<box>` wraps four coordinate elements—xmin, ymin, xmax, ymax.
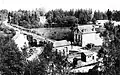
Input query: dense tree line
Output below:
<box><xmin>98</xmin><ymin>21</ymin><xmax>120</xmax><ymax>75</ymax></box>
<box><xmin>112</xmin><ymin>10</ymin><xmax>120</xmax><ymax>21</ymax></box>
<box><xmin>45</xmin><ymin>9</ymin><xmax>113</xmax><ymax>27</ymax></box>
<box><xmin>6</xmin><ymin>9</ymin><xmax>111</xmax><ymax>28</ymax></box>
<box><xmin>8</xmin><ymin>8</ymin><xmax>45</xmax><ymax>28</ymax></box>
<box><xmin>0</xmin><ymin>36</ymin><xmax>26</xmax><ymax>75</ymax></box>
<box><xmin>45</xmin><ymin>9</ymin><xmax>78</xmax><ymax>27</ymax></box>
<box><xmin>92</xmin><ymin>10</ymin><xmax>108</xmax><ymax>21</ymax></box>
<box><xmin>45</xmin><ymin>9</ymin><xmax>93</xmax><ymax>27</ymax></box>
<box><xmin>0</xmin><ymin>9</ymin><xmax>8</xmax><ymax>21</ymax></box>
<box><xmin>5</xmin><ymin>8</ymin><xmax>120</xmax><ymax>28</ymax></box>
<box><xmin>2</xmin><ymin>8</ymin><xmax>120</xmax><ymax>28</ymax></box>
<box><xmin>46</xmin><ymin>9</ymin><xmax>120</xmax><ymax>27</ymax></box>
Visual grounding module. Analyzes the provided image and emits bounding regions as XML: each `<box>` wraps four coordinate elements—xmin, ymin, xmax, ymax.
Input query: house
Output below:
<box><xmin>12</xmin><ymin>31</ymin><xmax>29</xmax><ymax>52</ymax></box>
<box><xmin>74</xmin><ymin>25</ymin><xmax>103</xmax><ymax>47</ymax></box>
<box><xmin>113</xmin><ymin>21</ymin><xmax>120</xmax><ymax>26</ymax></box>
<box><xmin>95</xmin><ymin>20</ymin><xmax>109</xmax><ymax>27</ymax></box>
<box><xmin>68</xmin><ymin>48</ymin><xmax>98</xmax><ymax>64</ymax></box>
<box><xmin>69</xmin><ymin>49</ymin><xmax>103</xmax><ymax>73</ymax></box>
<box><xmin>79</xmin><ymin>50</ymin><xmax>98</xmax><ymax>62</ymax></box>
<box><xmin>94</xmin><ymin>20</ymin><xmax>120</xmax><ymax>27</ymax></box>
<box><xmin>52</xmin><ymin>40</ymin><xmax>71</xmax><ymax>56</ymax></box>
<box><xmin>69</xmin><ymin>48</ymin><xmax>99</xmax><ymax>73</ymax></box>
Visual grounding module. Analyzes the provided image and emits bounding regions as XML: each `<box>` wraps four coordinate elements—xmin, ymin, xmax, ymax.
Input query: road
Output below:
<box><xmin>3</xmin><ymin>20</ymin><xmax>54</xmax><ymax>61</ymax></box>
<box><xmin>3</xmin><ymin>20</ymin><xmax>55</xmax><ymax>43</ymax></box>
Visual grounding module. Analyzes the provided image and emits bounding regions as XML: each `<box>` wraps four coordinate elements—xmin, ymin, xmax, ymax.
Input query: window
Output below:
<box><xmin>75</xmin><ymin>34</ymin><xmax>77</xmax><ymax>42</ymax></box>
<box><xmin>92</xmin><ymin>56</ymin><xmax>94</xmax><ymax>59</ymax></box>
<box><xmin>66</xmin><ymin>47</ymin><xmax>68</xmax><ymax>52</ymax></box>
<box><xmin>78</xmin><ymin>35</ymin><xmax>80</xmax><ymax>42</ymax></box>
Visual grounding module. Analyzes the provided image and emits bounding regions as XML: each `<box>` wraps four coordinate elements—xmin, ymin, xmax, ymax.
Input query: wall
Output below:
<box><xmin>82</xmin><ymin>32</ymin><xmax>103</xmax><ymax>47</ymax></box>
<box><xmin>53</xmin><ymin>46</ymin><xmax>69</xmax><ymax>56</ymax></box>
<box><xmin>86</xmin><ymin>52</ymin><xmax>98</xmax><ymax>62</ymax></box>
<box><xmin>74</xmin><ymin>30</ymin><xmax>82</xmax><ymax>46</ymax></box>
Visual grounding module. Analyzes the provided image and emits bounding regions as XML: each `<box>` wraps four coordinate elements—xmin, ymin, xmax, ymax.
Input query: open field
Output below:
<box><xmin>9</xmin><ymin>23</ymin><xmax>71</xmax><ymax>41</ymax></box>
<box><xmin>31</xmin><ymin>27</ymin><xmax>71</xmax><ymax>40</ymax></box>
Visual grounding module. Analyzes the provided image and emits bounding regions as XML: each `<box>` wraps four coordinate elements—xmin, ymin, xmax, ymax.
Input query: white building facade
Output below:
<box><xmin>74</xmin><ymin>25</ymin><xmax>103</xmax><ymax>47</ymax></box>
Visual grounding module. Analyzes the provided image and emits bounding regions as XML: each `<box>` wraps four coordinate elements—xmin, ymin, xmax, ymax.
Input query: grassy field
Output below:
<box><xmin>31</xmin><ymin>27</ymin><xmax>71</xmax><ymax>40</ymax></box>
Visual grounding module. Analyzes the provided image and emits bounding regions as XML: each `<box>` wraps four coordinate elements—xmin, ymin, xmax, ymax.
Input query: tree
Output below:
<box><xmin>69</xmin><ymin>9</ymin><xmax>75</xmax><ymax>16</ymax></box>
<box><xmin>68</xmin><ymin>26</ymin><xmax>75</xmax><ymax>46</ymax></box>
<box><xmin>112</xmin><ymin>10</ymin><xmax>120</xmax><ymax>21</ymax></box>
<box><xmin>74</xmin><ymin>9</ymin><xmax>92</xmax><ymax>24</ymax></box>
<box><xmin>0</xmin><ymin>36</ymin><xmax>26</xmax><ymax>75</ymax></box>
<box><xmin>34</xmin><ymin>42</ymin><xmax>70</xmax><ymax>75</ymax></box>
<box><xmin>0</xmin><ymin>9</ymin><xmax>8</xmax><ymax>21</ymax></box>
<box><xmin>65</xmin><ymin>16</ymin><xmax>78</xmax><ymax>27</ymax></box>
<box><xmin>100</xmin><ymin>21</ymin><xmax>120</xmax><ymax>75</ymax></box>
<box><xmin>93</xmin><ymin>10</ymin><xmax>104</xmax><ymax>20</ymax></box>
<box><xmin>8</xmin><ymin>12</ymin><xmax>11</xmax><ymax>23</ymax></box>
<box><xmin>106</xmin><ymin>9</ymin><xmax>112</xmax><ymax>20</ymax></box>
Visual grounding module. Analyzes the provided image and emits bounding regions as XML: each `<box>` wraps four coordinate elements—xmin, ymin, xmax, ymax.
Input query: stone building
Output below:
<box><xmin>74</xmin><ymin>25</ymin><xmax>103</xmax><ymax>47</ymax></box>
<box><xmin>52</xmin><ymin>40</ymin><xmax>71</xmax><ymax>56</ymax></box>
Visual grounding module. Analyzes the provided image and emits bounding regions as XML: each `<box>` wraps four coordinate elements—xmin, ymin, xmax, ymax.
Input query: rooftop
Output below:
<box><xmin>78</xmin><ymin>49</ymin><xmax>97</xmax><ymax>56</ymax></box>
<box><xmin>53</xmin><ymin>40</ymin><xmax>70</xmax><ymax>47</ymax></box>
<box><xmin>70</xmin><ymin>65</ymin><xmax>95</xmax><ymax>73</ymax></box>
<box><xmin>76</xmin><ymin>24</ymin><xmax>96</xmax><ymax>33</ymax></box>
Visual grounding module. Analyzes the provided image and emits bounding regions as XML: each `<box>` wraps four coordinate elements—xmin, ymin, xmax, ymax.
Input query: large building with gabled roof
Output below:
<box><xmin>74</xmin><ymin>24</ymin><xmax>103</xmax><ymax>47</ymax></box>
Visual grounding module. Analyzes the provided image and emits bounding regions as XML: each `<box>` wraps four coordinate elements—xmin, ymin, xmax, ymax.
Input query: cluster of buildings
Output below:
<box><xmin>68</xmin><ymin>19</ymin><xmax>120</xmax><ymax>73</ymax></box>
<box><xmin>4</xmin><ymin>14</ymin><xmax>120</xmax><ymax>74</ymax></box>
<box><xmin>95</xmin><ymin>20</ymin><xmax>120</xmax><ymax>27</ymax></box>
<box><xmin>11</xmin><ymin>20</ymin><xmax>108</xmax><ymax>74</ymax></box>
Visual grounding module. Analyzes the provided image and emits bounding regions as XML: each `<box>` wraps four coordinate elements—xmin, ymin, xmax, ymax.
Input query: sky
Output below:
<box><xmin>0</xmin><ymin>0</ymin><xmax>120</xmax><ymax>12</ymax></box>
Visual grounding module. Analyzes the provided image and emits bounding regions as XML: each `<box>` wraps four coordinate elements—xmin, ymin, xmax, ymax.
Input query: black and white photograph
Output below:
<box><xmin>0</xmin><ymin>0</ymin><xmax>120</xmax><ymax>75</ymax></box>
